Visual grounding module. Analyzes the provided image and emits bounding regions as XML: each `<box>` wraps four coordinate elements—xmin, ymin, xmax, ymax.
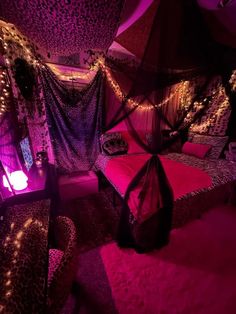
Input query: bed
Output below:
<box><xmin>95</xmin><ymin>152</ymin><xmax>236</xmax><ymax>229</ymax></box>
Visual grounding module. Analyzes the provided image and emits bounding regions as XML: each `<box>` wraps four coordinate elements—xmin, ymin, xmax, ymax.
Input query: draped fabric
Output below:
<box><xmin>102</xmin><ymin>0</ymin><xmax>221</xmax><ymax>252</ymax></box>
<box><xmin>39</xmin><ymin>66</ymin><xmax>104</xmax><ymax>174</ymax></box>
<box><xmin>0</xmin><ymin>113</ymin><xmax>21</xmax><ymax>172</ymax></box>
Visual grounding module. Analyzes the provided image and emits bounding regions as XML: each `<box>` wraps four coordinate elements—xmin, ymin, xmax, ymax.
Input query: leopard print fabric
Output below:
<box><xmin>0</xmin><ymin>199</ymin><xmax>50</xmax><ymax>314</ymax></box>
<box><xmin>47</xmin><ymin>249</ymin><xmax>64</xmax><ymax>287</ymax></box>
<box><xmin>47</xmin><ymin>216</ymin><xmax>78</xmax><ymax>314</ymax></box>
<box><xmin>0</xmin><ymin>0</ymin><xmax>124</xmax><ymax>59</ymax></box>
<box><xmin>190</xmin><ymin>76</ymin><xmax>231</xmax><ymax>136</ymax></box>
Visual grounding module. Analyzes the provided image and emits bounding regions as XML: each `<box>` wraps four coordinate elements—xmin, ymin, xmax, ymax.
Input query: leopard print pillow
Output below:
<box><xmin>100</xmin><ymin>132</ymin><xmax>128</xmax><ymax>156</ymax></box>
<box><xmin>189</xmin><ymin>133</ymin><xmax>228</xmax><ymax>159</ymax></box>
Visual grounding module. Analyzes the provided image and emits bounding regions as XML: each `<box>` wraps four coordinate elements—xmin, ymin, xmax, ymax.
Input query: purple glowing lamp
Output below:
<box><xmin>3</xmin><ymin>170</ymin><xmax>28</xmax><ymax>191</ymax></box>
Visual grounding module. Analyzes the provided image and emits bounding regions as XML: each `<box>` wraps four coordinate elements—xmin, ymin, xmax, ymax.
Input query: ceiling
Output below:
<box><xmin>0</xmin><ymin>0</ymin><xmax>236</xmax><ymax>66</ymax></box>
<box><xmin>0</xmin><ymin>0</ymin><xmax>124</xmax><ymax>65</ymax></box>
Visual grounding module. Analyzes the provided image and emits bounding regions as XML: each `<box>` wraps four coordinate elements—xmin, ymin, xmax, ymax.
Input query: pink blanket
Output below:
<box><xmin>105</xmin><ymin>154</ymin><xmax>212</xmax><ymax>222</ymax></box>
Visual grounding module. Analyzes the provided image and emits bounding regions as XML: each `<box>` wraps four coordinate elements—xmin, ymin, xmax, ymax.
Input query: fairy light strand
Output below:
<box><xmin>189</xmin><ymin>84</ymin><xmax>230</xmax><ymax>133</ymax></box>
<box><xmin>0</xmin><ymin>24</ymin><xmax>41</xmax><ymax>67</ymax></box>
<box><xmin>1</xmin><ymin>217</ymin><xmax>47</xmax><ymax>312</ymax></box>
<box><xmin>98</xmin><ymin>59</ymin><xmax>189</xmax><ymax>111</ymax></box>
<box><xmin>0</xmin><ymin>69</ymin><xmax>10</xmax><ymax>115</ymax></box>
<box><xmin>47</xmin><ymin>61</ymin><xmax>100</xmax><ymax>81</ymax></box>
<box><xmin>229</xmin><ymin>69</ymin><xmax>236</xmax><ymax>91</ymax></box>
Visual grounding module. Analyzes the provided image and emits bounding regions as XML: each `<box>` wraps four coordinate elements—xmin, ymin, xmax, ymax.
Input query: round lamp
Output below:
<box><xmin>3</xmin><ymin>170</ymin><xmax>28</xmax><ymax>191</ymax></box>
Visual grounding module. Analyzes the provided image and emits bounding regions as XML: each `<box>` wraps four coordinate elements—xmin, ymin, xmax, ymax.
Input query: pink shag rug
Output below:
<box><xmin>101</xmin><ymin>205</ymin><xmax>236</xmax><ymax>314</ymax></box>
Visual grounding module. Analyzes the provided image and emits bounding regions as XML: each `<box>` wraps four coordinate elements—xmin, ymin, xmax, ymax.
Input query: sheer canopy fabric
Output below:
<box><xmin>102</xmin><ymin>0</ymin><xmax>224</xmax><ymax>252</ymax></box>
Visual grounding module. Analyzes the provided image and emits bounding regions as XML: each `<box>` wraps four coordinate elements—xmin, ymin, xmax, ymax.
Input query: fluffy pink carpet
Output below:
<box><xmin>101</xmin><ymin>205</ymin><xmax>236</xmax><ymax>314</ymax></box>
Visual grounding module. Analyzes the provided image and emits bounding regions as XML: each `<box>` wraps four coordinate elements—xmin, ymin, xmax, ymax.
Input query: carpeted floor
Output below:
<box><xmin>100</xmin><ymin>205</ymin><xmax>236</xmax><ymax>314</ymax></box>
<box><xmin>59</xmin><ymin>193</ymin><xmax>236</xmax><ymax>314</ymax></box>
<box><xmin>59</xmin><ymin>188</ymin><xmax>121</xmax><ymax>253</ymax></box>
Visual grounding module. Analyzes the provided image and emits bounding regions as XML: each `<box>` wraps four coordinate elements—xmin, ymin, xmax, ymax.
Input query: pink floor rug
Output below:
<box><xmin>101</xmin><ymin>205</ymin><xmax>236</xmax><ymax>314</ymax></box>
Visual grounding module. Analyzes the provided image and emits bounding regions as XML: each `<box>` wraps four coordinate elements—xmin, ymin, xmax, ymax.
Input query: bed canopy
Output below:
<box><xmin>0</xmin><ymin>0</ymin><xmax>236</xmax><ymax>252</ymax></box>
<box><xmin>99</xmin><ymin>0</ymin><xmax>235</xmax><ymax>251</ymax></box>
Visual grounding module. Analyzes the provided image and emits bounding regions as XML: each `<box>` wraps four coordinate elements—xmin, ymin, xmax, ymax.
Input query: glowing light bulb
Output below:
<box><xmin>3</xmin><ymin>170</ymin><xmax>28</xmax><ymax>191</ymax></box>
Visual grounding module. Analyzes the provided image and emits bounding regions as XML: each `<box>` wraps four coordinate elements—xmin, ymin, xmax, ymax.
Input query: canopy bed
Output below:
<box><xmin>95</xmin><ymin>149</ymin><xmax>236</xmax><ymax>239</ymax></box>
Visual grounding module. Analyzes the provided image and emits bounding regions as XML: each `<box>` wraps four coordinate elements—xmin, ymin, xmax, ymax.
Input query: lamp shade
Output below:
<box><xmin>3</xmin><ymin>170</ymin><xmax>28</xmax><ymax>191</ymax></box>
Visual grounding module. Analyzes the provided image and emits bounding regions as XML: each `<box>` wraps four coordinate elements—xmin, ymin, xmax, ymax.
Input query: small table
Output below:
<box><xmin>1</xmin><ymin>163</ymin><xmax>57</xmax><ymax>206</ymax></box>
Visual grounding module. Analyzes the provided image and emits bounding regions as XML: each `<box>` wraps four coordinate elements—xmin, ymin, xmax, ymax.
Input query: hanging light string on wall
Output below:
<box><xmin>98</xmin><ymin>57</ymin><xmax>193</xmax><ymax>111</ymax></box>
<box><xmin>0</xmin><ymin>19</ymin><xmax>235</xmax><ymax>115</ymax></box>
<box><xmin>186</xmin><ymin>83</ymin><xmax>230</xmax><ymax>133</ymax></box>
<box><xmin>0</xmin><ymin>24</ymin><xmax>41</xmax><ymax>67</ymax></box>
<box><xmin>99</xmin><ymin>58</ymin><xmax>231</xmax><ymax>118</ymax></box>
<box><xmin>0</xmin><ymin>21</ymin><xmax>44</xmax><ymax>115</ymax></box>
<box><xmin>229</xmin><ymin>69</ymin><xmax>236</xmax><ymax>91</ymax></box>
<box><xmin>46</xmin><ymin>62</ymin><xmax>100</xmax><ymax>81</ymax></box>
<box><xmin>0</xmin><ymin>69</ymin><xmax>10</xmax><ymax>115</ymax></box>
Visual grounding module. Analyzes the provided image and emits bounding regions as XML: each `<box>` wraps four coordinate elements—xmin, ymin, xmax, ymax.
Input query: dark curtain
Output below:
<box><xmin>0</xmin><ymin>113</ymin><xmax>21</xmax><ymax>172</ymax></box>
<box><xmin>39</xmin><ymin>66</ymin><xmax>104</xmax><ymax>174</ymax></box>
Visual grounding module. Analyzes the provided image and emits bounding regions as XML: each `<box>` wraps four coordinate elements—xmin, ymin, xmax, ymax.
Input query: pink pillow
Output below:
<box><xmin>182</xmin><ymin>141</ymin><xmax>212</xmax><ymax>159</ymax></box>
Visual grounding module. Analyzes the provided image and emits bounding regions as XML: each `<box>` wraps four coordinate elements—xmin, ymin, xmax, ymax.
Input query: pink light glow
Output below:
<box><xmin>116</xmin><ymin>0</ymin><xmax>153</xmax><ymax>36</ymax></box>
<box><xmin>3</xmin><ymin>170</ymin><xmax>28</xmax><ymax>191</ymax></box>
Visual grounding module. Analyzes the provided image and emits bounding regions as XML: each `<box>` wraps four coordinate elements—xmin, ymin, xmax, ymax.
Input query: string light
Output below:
<box><xmin>1</xmin><ymin>216</ymin><xmax>47</xmax><ymax>311</ymax></box>
<box><xmin>229</xmin><ymin>69</ymin><xmax>236</xmax><ymax>91</ymax></box>
<box><xmin>190</xmin><ymin>84</ymin><xmax>230</xmax><ymax>133</ymax></box>
<box><xmin>0</xmin><ymin>22</ymin><xmax>42</xmax><ymax>69</ymax></box>
<box><xmin>0</xmin><ymin>70</ymin><xmax>10</xmax><ymax>116</ymax></box>
<box><xmin>179</xmin><ymin>80</ymin><xmax>193</xmax><ymax>110</ymax></box>
<box><xmin>47</xmin><ymin>61</ymin><xmax>100</xmax><ymax>81</ymax></box>
<box><xmin>100</xmin><ymin>60</ymin><xmax>192</xmax><ymax>111</ymax></box>
<box><xmin>0</xmin><ymin>20</ymin><xmax>234</xmax><ymax>118</ymax></box>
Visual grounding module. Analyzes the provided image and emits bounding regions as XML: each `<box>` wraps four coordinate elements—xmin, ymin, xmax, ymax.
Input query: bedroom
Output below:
<box><xmin>0</xmin><ymin>0</ymin><xmax>236</xmax><ymax>313</ymax></box>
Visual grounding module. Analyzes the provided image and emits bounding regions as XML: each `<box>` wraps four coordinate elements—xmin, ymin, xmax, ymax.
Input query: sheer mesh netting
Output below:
<box><xmin>102</xmin><ymin>0</ymin><xmax>220</xmax><ymax>252</ymax></box>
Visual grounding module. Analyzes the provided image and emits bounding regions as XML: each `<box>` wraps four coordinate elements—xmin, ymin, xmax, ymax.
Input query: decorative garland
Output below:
<box><xmin>99</xmin><ymin>58</ymin><xmax>193</xmax><ymax>111</ymax></box>
<box><xmin>0</xmin><ymin>21</ymin><xmax>54</xmax><ymax>162</ymax></box>
<box><xmin>190</xmin><ymin>83</ymin><xmax>230</xmax><ymax>135</ymax></box>
<box><xmin>0</xmin><ymin>69</ymin><xmax>11</xmax><ymax>116</ymax></box>
<box><xmin>229</xmin><ymin>69</ymin><xmax>236</xmax><ymax>91</ymax></box>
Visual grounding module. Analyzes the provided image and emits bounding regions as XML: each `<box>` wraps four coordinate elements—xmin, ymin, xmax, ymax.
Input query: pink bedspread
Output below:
<box><xmin>105</xmin><ymin>154</ymin><xmax>212</xmax><ymax>222</ymax></box>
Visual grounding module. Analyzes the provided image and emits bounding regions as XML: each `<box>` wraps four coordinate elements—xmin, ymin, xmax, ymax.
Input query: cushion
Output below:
<box><xmin>182</xmin><ymin>141</ymin><xmax>212</xmax><ymax>159</ymax></box>
<box><xmin>189</xmin><ymin>133</ymin><xmax>228</xmax><ymax>159</ymax></box>
<box><xmin>100</xmin><ymin>132</ymin><xmax>128</xmax><ymax>156</ymax></box>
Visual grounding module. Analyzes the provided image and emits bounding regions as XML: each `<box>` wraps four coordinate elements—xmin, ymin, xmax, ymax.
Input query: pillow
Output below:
<box><xmin>182</xmin><ymin>141</ymin><xmax>212</xmax><ymax>159</ymax></box>
<box><xmin>189</xmin><ymin>133</ymin><xmax>228</xmax><ymax>159</ymax></box>
<box><xmin>100</xmin><ymin>132</ymin><xmax>128</xmax><ymax>156</ymax></box>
